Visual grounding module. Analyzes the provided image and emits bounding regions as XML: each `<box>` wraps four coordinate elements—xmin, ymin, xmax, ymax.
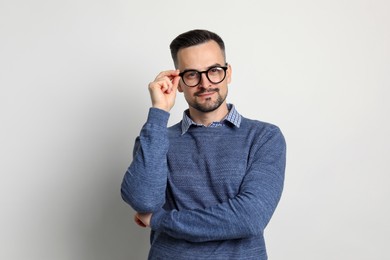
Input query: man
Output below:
<box><xmin>121</xmin><ymin>29</ymin><xmax>286</xmax><ymax>259</ymax></box>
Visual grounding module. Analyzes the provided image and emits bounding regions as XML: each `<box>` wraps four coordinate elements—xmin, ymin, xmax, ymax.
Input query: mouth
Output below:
<box><xmin>197</xmin><ymin>92</ymin><xmax>215</xmax><ymax>97</ymax></box>
<box><xmin>195</xmin><ymin>88</ymin><xmax>219</xmax><ymax>97</ymax></box>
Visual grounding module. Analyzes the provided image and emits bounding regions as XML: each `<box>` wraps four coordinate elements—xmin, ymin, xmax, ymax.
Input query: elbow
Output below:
<box><xmin>242</xmin><ymin>221</ymin><xmax>265</xmax><ymax>238</ymax></box>
<box><xmin>120</xmin><ymin>168</ymin><xmax>167</xmax><ymax>212</ymax></box>
<box><xmin>238</xmin><ymin>208</ymin><xmax>271</xmax><ymax>238</ymax></box>
<box><xmin>121</xmin><ymin>185</ymin><xmax>165</xmax><ymax>213</ymax></box>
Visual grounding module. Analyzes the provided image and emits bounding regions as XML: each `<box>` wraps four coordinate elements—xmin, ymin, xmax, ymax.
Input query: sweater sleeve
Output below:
<box><xmin>150</xmin><ymin>126</ymin><xmax>286</xmax><ymax>242</ymax></box>
<box><xmin>121</xmin><ymin>108</ymin><xmax>170</xmax><ymax>213</ymax></box>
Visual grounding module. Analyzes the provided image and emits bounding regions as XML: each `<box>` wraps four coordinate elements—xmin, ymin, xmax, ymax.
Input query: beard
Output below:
<box><xmin>187</xmin><ymin>87</ymin><xmax>227</xmax><ymax>113</ymax></box>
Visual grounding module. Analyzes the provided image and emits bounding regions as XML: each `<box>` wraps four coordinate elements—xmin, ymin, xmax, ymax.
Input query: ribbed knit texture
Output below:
<box><xmin>121</xmin><ymin>107</ymin><xmax>286</xmax><ymax>260</ymax></box>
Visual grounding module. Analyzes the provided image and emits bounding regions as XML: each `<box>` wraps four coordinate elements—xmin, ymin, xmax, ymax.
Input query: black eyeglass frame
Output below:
<box><xmin>178</xmin><ymin>64</ymin><xmax>229</xmax><ymax>87</ymax></box>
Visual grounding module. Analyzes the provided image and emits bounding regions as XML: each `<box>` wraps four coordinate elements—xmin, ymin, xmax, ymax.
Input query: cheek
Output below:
<box><xmin>179</xmin><ymin>87</ymin><xmax>191</xmax><ymax>99</ymax></box>
<box><xmin>221</xmin><ymin>87</ymin><xmax>228</xmax><ymax>96</ymax></box>
<box><xmin>183</xmin><ymin>90</ymin><xmax>193</xmax><ymax>99</ymax></box>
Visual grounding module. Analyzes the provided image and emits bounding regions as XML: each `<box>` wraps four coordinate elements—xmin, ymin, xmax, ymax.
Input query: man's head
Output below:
<box><xmin>170</xmin><ymin>29</ymin><xmax>226</xmax><ymax>68</ymax></box>
<box><xmin>170</xmin><ymin>29</ymin><xmax>231</xmax><ymax>114</ymax></box>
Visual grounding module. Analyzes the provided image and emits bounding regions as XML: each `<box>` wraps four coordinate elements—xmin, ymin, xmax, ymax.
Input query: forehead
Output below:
<box><xmin>177</xmin><ymin>40</ymin><xmax>225</xmax><ymax>70</ymax></box>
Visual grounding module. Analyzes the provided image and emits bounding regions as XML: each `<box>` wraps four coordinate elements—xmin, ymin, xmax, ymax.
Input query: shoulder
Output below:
<box><xmin>240</xmin><ymin>116</ymin><xmax>286</xmax><ymax>149</ymax></box>
<box><xmin>241</xmin><ymin>116</ymin><xmax>282</xmax><ymax>135</ymax></box>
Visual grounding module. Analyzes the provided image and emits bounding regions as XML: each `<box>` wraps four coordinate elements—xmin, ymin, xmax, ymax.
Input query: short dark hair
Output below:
<box><xmin>170</xmin><ymin>29</ymin><xmax>226</xmax><ymax>67</ymax></box>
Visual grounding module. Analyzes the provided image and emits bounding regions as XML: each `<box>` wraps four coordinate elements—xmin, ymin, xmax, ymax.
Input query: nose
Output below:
<box><xmin>198</xmin><ymin>72</ymin><xmax>211</xmax><ymax>88</ymax></box>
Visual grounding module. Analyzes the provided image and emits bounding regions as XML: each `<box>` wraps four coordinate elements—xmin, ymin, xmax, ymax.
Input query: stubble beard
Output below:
<box><xmin>189</xmin><ymin>89</ymin><xmax>227</xmax><ymax>113</ymax></box>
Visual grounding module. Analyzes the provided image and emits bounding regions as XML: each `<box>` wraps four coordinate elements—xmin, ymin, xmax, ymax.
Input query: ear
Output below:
<box><xmin>178</xmin><ymin>81</ymin><xmax>184</xmax><ymax>93</ymax></box>
<box><xmin>227</xmin><ymin>64</ymin><xmax>232</xmax><ymax>84</ymax></box>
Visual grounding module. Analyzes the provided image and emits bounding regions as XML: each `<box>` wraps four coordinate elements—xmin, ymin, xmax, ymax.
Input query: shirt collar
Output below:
<box><xmin>181</xmin><ymin>104</ymin><xmax>242</xmax><ymax>135</ymax></box>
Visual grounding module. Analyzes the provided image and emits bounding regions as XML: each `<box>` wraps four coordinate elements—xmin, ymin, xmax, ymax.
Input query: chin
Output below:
<box><xmin>193</xmin><ymin>99</ymin><xmax>225</xmax><ymax>113</ymax></box>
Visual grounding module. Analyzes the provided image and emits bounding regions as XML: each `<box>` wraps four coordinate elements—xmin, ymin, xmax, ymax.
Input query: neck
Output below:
<box><xmin>188</xmin><ymin>102</ymin><xmax>229</xmax><ymax>126</ymax></box>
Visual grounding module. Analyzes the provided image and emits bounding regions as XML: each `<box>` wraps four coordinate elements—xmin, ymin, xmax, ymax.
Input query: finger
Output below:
<box><xmin>172</xmin><ymin>75</ymin><xmax>180</xmax><ymax>91</ymax></box>
<box><xmin>167</xmin><ymin>72</ymin><xmax>180</xmax><ymax>92</ymax></box>
<box><xmin>149</xmin><ymin>78</ymin><xmax>171</xmax><ymax>93</ymax></box>
<box><xmin>161</xmin><ymin>79</ymin><xmax>171</xmax><ymax>94</ymax></box>
<box><xmin>134</xmin><ymin>214</ymin><xmax>147</xmax><ymax>228</ymax></box>
<box><xmin>155</xmin><ymin>70</ymin><xmax>180</xmax><ymax>81</ymax></box>
<box><xmin>161</xmin><ymin>77</ymin><xmax>175</xmax><ymax>94</ymax></box>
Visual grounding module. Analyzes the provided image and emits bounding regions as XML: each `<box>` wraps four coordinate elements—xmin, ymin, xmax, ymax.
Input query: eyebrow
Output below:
<box><xmin>182</xmin><ymin>63</ymin><xmax>225</xmax><ymax>72</ymax></box>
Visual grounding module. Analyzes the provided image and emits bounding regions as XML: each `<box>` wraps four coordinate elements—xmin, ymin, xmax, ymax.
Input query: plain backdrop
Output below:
<box><xmin>1</xmin><ymin>0</ymin><xmax>389</xmax><ymax>259</ymax></box>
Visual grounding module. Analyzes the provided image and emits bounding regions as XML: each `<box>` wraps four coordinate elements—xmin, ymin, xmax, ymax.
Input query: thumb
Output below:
<box><xmin>171</xmin><ymin>75</ymin><xmax>180</xmax><ymax>92</ymax></box>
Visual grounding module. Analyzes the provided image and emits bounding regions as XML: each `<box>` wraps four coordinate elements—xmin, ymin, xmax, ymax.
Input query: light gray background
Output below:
<box><xmin>1</xmin><ymin>0</ymin><xmax>389</xmax><ymax>259</ymax></box>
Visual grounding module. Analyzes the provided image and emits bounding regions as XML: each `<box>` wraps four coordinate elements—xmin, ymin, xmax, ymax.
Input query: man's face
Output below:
<box><xmin>176</xmin><ymin>40</ymin><xmax>231</xmax><ymax>113</ymax></box>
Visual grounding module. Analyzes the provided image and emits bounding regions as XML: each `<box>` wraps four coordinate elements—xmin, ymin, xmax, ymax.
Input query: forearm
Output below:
<box><xmin>151</xmin><ymin>170</ymin><xmax>284</xmax><ymax>242</ymax></box>
<box><xmin>121</xmin><ymin>108</ymin><xmax>170</xmax><ymax>212</ymax></box>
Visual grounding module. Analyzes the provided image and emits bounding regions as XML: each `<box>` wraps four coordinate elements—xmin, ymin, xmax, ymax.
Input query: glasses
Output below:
<box><xmin>179</xmin><ymin>65</ymin><xmax>228</xmax><ymax>87</ymax></box>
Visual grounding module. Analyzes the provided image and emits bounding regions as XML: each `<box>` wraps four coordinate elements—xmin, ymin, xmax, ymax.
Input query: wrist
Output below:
<box><xmin>150</xmin><ymin>208</ymin><xmax>168</xmax><ymax>231</ymax></box>
<box><xmin>147</xmin><ymin>108</ymin><xmax>170</xmax><ymax>127</ymax></box>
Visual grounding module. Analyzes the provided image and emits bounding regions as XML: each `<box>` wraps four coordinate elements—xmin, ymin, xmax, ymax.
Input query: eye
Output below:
<box><xmin>208</xmin><ymin>67</ymin><xmax>222</xmax><ymax>75</ymax></box>
<box><xmin>184</xmin><ymin>71</ymin><xmax>198</xmax><ymax>79</ymax></box>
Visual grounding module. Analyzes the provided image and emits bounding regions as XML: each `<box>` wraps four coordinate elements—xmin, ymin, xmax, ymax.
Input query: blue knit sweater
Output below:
<box><xmin>121</xmin><ymin>106</ymin><xmax>286</xmax><ymax>260</ymax></box>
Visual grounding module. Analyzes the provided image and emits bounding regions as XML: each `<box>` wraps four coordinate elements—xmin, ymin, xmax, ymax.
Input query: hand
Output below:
<box><xmin>134</xmin><ymin>212</ymin><xmax>152</xmax><ymax>228</ymax></box>
<box><xmin>148</xmin><ymin>70</ymin><xmax>180</xmax><ymax>112</ymax></box>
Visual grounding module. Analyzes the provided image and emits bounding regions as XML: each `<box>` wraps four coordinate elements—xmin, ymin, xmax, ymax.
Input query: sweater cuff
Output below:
<box><xmin>147</xmin><ymin>107</ymin><xmax>170</xmax><ymax>127</ymax></box>
<box><xmin>150</xmin><ymin>208</ymin><xmax>168</xmax><ymax>231</ymax></box>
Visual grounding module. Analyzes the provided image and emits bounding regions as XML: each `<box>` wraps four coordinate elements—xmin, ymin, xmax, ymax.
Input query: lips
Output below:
<box><xmin>197</xmin><ymin>91</ymin><xmax>215</xmax><ymax>97</ymax></box>
<box><xmin>195</xmin><ymin>88</ymin><xmax>219</xmax><ymax>97</ymax></box>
